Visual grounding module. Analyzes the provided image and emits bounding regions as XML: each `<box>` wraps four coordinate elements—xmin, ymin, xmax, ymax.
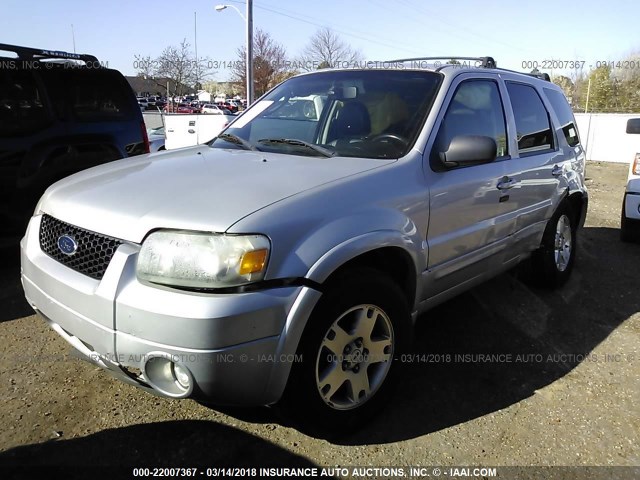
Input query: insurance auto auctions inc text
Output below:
<box><xmin>228</xmin><ymin>466</ymin><xmax>497</xmax><ymax>478</ymax></box>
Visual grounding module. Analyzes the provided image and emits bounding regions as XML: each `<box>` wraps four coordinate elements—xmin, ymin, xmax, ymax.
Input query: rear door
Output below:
<box><xmin>500</xmin><ymin>81</ymin><xmax>571</xmax><ymax>257</ymax></box>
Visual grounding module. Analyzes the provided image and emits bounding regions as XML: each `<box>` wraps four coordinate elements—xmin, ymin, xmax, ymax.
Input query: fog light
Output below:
<box><xmin>144</xmin><ymin>354</ymin><xmax>193</xmax><ymax>397</ymax></box>
<box><xmin>172</xmin><ymin>363</ymin><xmax>191</xmax><ymax>389</ymax></box>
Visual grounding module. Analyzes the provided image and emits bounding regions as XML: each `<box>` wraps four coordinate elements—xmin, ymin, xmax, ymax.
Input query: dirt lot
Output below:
<box><xmin>0</xmin><ymin>162</ymin><xmax>638</xmax><ymax>478</ymax></box>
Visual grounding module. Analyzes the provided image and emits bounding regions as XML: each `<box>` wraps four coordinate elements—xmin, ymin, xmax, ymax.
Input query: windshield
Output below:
<box><xmin>210</xmin><ymin>69</ymin><xmax>442</xmax><ymax>159</ymax></box>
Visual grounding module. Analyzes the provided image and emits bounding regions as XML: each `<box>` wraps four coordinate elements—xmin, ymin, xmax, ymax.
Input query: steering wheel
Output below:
<box><xmin>368</xmin><ymin>133</ymin><xmax>408</xmax><ymax>146</ymax></box>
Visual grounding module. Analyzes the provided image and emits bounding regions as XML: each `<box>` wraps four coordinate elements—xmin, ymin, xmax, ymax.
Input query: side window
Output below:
<box><xmin>506</xmin><ymin>82</ymin><xmax>553</xmax><ymax>154</ymax></box>
<box><xmin>0</xmin><ymin>70</ymin><xmax>51</xmax><ymax>136</ymax></box>
<box><xmin>433</xmin><ymin>80</ymin><xmax>508</xmax><ymax>161</ymax></box>
<box><xmin>63</xmin><ymin>71</ymin><xmax>132</xmax><ymax>120</ymax></box>
<box><xmin>544</xmin><ymin>88</ymin><xmax>580</xmax><ymax>147</ymax></box>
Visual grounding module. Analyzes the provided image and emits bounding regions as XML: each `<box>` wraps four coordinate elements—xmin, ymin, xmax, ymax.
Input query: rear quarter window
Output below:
<box><xmin>47</xmin><ymin>69</ymin><xmax>136</xmax><ymax>121</ymax></box>
<box><xmin>543</xmin><ymin>87</ymin><xmax>580</xmax><ymax>147</ymax></box>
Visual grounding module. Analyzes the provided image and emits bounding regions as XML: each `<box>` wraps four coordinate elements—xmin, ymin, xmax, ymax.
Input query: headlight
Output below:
<box><xmin>136</xmin><ymin>230</ymin><xmax>270</xmax><ymax>289</ymax></box>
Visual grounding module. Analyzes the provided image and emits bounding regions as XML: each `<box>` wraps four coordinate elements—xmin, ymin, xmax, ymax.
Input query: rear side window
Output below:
<box><xmin>0</xmin><ymin>70</ymin><xmax>51</xmax><ymax>136</ymax></box>
<box><xmin>49</xmin><ymin>70</ymin><xmax>134</xmax><ymax>121</ymax></box>
<box><xmin>506</xmin><ymin>82</ymin><xmax>553</xmax><ymax>154</ymax></box>
<box><xmin>71</xmin><ymin>71</ymin><xmax>132</xmax><ymax>120</ymax></box>
<box><xmin>544</xmin><ymin>88</ymin><xmax>580</xmax><ymax>147</ymax></box>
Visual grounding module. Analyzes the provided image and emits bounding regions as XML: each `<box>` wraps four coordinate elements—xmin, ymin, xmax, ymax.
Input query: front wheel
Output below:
<box><xmin>530</xmin><ymin>201</ymin><xmax>576</xmax><ymax>288</ymax></box>
<box><xmin>280</xmin><ymin>268</ymin><xmax>410</xmax><ymax>434</ymax></box>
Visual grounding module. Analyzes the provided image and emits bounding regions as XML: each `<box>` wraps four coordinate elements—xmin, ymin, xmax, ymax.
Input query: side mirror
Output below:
<box><xmin>439</xmin><ymin>135</ymin><xmax>497</xmax><ymax>168</ymax></box>
<box><xmin>626</xmin><ymin>118</ymin><xmax>640</xmax><ymax>134</ymax></box>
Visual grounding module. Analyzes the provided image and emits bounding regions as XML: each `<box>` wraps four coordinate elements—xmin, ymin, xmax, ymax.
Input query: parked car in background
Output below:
<box><xmin>201</xmin><ymin>103</ymin><xmax>227</xmax><ymax>114</ymax></box>
<box><xmin>621</xmin><ymin>118</ymin><xmax>640</xmax><ymax>242</ymax></box>
<box><xmin>21</xmin><ymin>58</ymin><xmax>587</xmax><ymax>432</ymax></box>
<box><xmin>164</xmin><ymin>103</ymin><xmax>201</xmax><ymax>114</ymax></box>
<box><xmin>221</xmin><ymin>101</ymin><xmax>238</xmax><ymax>113</ymax></box>
<box><xmin>185</xmin><ymin>103</ymin><xmax>202</xmax><ymax>114</ymax></box>
<box><xmin>138</xmin><ymin>98</ymin><xmax>149</xmax><ymax>110</ymax></box>
<box><xmin>0</xmin><ymin>43</ymin><xmax>148</xmax><ymax>239</ymax></box>
<box><xmin>139</xmin><ymin>97</ymin><xmax>165</xmax><ymax>111</ymax></box>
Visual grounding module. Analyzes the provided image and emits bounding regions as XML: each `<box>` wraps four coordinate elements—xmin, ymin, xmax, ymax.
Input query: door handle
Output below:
<box><xmin>497</xmin><ymin>177</ymin><xmax>516</xmax><ymax>190</ymax></box>
<box><xmin>551</xmin><ymin>165</ymin><xmax>563</xmax><ymax>177</ymax></box>
<box><xmin>188</xmin><ymin>129</ymin><xmax>196</xmax><ymax>134</ymax></box>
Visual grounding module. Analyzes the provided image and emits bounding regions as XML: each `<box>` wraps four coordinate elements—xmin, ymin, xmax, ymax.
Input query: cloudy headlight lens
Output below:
<box><xmin>136</xmin><ymin>231</ymin><xmax>270</xmax><ymax>288</ymax></box>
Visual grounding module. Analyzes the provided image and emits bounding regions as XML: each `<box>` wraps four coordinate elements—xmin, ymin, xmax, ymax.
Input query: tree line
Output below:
<box><xmin>135</xmin><ymin>31</ymin><xmax>640</xmax><ymax>114</ymax></box>
<box><xmin>550</xmin><ymin>56</ymin><xmax>640</xmax><ymax>113</ymax></box>
<box><xmin>134</xmin><ymin>27</ymin><xmax>362</xmax><ymax>99</ymax></box>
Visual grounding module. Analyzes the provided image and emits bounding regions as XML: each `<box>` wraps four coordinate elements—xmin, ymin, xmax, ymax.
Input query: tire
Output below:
<box><xmin>280</xmin><ymin>268</ymin><xmax>410</xmax><ymax>435</ymax></box>
<box><xmin>620</xmin><ymin>197</ymin><xmax>640</xmax><ymax>242</ymax></box>
<box><xmin>530</xmin><ymin>201</ymin><xmax>577</xmax><ymax>288</ymax></box>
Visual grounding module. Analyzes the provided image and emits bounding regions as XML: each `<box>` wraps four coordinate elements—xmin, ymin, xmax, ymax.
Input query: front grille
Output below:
<box><xmin>39</xmin><ymin>214</ymin><xmax>123</xmax><ymax>280</ymax></box>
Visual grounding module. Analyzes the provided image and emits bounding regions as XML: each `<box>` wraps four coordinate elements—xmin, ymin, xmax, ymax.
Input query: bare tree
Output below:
<box><xmin>300</xmin><ymin>27</ymin><xmax>363</xmax><ymax>71</ymax></box>
<box><xmin>133</xmin><ymin>54</ymin><xmax>172</xmax><ymax>96</ymax></box>
<box><xmin>134</xmin><ymin>54</ymin><xmax>155</xmax><ymax>79</ymax></box>
<box><xmin>134</xmin><ymin>39</ymin><xmax>214</xmax><ymax>100</ymax></box>
<box><xmin>231</xmin><ymin>29</ymin><xmax>297</xmax><ymax>99</ymax></box>
<box><xmin>155</xmin><ymin>40</ymin><xmax>197</xmax><ymax>97</ymax></box>
<box><xmin>551</xmin><ymin>75</ymin><xmax>575</xmax><ymax>102</ymax></box>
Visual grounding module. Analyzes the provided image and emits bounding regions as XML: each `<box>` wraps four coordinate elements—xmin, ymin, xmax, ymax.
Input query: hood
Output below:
<box><xmin>39</xmin><ymin>145</ymin><xmax>393</xmax><ymax>243</ymax></box>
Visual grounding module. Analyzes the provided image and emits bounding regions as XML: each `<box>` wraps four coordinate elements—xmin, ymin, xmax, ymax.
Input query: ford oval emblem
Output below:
<box><xmin>57</xmin><ymin>235</ymin><xmax>78</xmax><ymax>256</ymax></box>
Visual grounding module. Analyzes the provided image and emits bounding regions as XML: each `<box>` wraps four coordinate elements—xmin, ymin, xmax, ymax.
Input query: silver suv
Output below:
<box><xmin>21</xmin><ymin>57</ymin><xmax>588</xmax><ymax>431</ymax></box>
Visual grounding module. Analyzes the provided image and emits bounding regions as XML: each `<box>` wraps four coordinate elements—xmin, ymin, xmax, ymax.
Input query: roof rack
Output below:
<box><xmin>0</xmin><ymin>43</ymin><xmax>99</xmax><ymax>65</ymax></box>
<box><xmin>483</xmin><ymin>65</ymin><xmax>551</xmax><ymax>82</ymax></box>
<box><xmin>387</xmin><ymin>56</ymin><xmax>497</xmax><ymax>69</ymax></box>
<box><xmin>525</xmin><ymin>71</ymin><xmax>551</xmax><ymax>81</ymax></box>
<box><xmin>387</xmin><ymin>56</ymin><xmax>552</xmax><ymax>82</ymax></box>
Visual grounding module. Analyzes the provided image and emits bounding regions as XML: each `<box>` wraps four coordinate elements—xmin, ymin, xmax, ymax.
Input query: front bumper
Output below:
<box><xmin>624</xmin><ymin>178</ymin><xmax>640</xmax><ymax>221</ymax></box>
<box><xmin>20</xmin><ymin>214</ymin><xmax>321</xmax><ymax>405</ymax></box>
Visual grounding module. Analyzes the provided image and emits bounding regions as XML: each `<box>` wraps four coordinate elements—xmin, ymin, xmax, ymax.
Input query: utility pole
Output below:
<box><xmin>194</xmin><ymin>11</ymin><xmax>199</xmax><ymax>93</ymax></box>
<box><xmin>584</xmin><ymin>77</ymin><xmax>591</xmax><ymax>113</ymax></box>
<box><xmin>246</xmin><ymin>0</ymin><xmax>254</xmax><ymax>104</ymax></box>
<box><xmin>213</xmin><ymin>2</ymin><xmax>253</xmax><ymax>103</ymax></box>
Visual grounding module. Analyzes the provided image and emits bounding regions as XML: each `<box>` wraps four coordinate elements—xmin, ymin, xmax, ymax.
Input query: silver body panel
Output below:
<box><xmin>21</xmin><ymin>66</ymin><xmax>588</xmax><ymax>405</ymax></box>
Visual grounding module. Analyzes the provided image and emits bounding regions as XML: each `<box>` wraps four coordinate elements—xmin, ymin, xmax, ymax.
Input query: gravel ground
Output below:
<box><xmin>0</xmin><ymin>161</ymin><xmax>638</xmax><ymax>478</ymax></box>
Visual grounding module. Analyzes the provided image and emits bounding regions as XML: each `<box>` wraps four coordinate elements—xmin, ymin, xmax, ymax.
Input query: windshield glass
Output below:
<box><xmin>210</xmin><ymin>69</ymin><xmax>442</xmax><ymax>158</ymax></box>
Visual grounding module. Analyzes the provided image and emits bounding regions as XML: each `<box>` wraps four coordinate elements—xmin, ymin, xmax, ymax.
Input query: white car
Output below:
<box><xmin>621</xmin><ymin>119</ymin><xmax>640</xmax><ymax>242</ymax></box>
<box><xmin>201</xmin><ymin>104</ymin><xmax>226</xmax><ymax>114</ymax></box>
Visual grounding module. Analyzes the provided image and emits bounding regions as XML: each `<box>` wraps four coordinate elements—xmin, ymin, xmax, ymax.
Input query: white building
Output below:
<box><xmin>197</xmin><ymin>90</ymin><xmax>211</xmax><ymax>102</ymax></box>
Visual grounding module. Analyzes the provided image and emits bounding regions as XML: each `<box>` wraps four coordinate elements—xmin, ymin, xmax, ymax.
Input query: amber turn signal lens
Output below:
<box><xmin>239</xmin><ymin>249</ymin><xmax>268</xmax><ymax>275</ymax></box>
<box><xmin>633</xmin><ymin>154</ymin><xmax>640</xmax><ymax>175</ymax></box>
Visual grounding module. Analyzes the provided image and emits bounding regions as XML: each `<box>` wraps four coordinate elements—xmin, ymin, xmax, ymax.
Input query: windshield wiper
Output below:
<box><xmin>257</xmin><ymin>138</ymin><xmax>335</xmax><ymax>158</ymax></box>
<box><xmin>216</xmin><ymin>133</ymin><xmax>258</xmax><ymax>151</ymax></box>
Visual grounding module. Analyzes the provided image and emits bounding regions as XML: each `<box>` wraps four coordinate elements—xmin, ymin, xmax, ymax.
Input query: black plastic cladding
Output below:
<box><xmin>39</xmin><ymin>214</ymin><xmax>123</xmax><ymax>280</ymax></box>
